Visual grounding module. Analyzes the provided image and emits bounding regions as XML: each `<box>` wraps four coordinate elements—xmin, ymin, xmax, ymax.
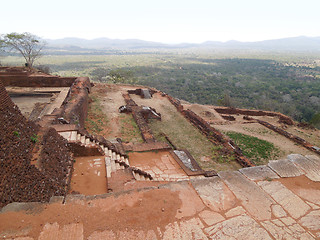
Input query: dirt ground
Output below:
<box><xmin>89</xmin><ymin>84</ymin><xmax>143</xmax><ymax>142</ymax></box>
<box><xmin>70</xmin><ymin>156</ymin><xmax>107</xmax><ymax>195</ymax></box>
<box><xmin>131</xmin><ymin>92</ymin><xmax>230</xmax><ymax>170</ymax></box>
<box><xmin>0</xmin><ymin>188</ymin><xmax>184</xmax><ymax>239</ymax></box>
<box><xmin>88</xmin><ymin>83</ymin><xmax>319</xmax><ymax>171</ymax></box>
<box><xmin>284</xmin><ymin>125</ymin><xmax>320</xmax><ymax>147</ymax></box>
<box><xmin>183</xmin><ymin>103</ymin><xmax>225</xmax><ymax>122</ymax></box>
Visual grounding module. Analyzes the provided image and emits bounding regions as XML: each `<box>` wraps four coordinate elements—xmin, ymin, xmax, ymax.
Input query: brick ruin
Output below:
<box><xmin>1</xmin><ymin>66</ymin><xmax>318</xmax><ymax>209</ymax></box>
<box><xmin>0</xmin><ymin>78</ymin><xmax>73</xmax><ymax>207</ymax></box>
<box><xmin>0</xmin><ymin>67</ymin><xmax>109</xmax><ymax>207</ymax></box>
<box><xmin>0</xmin><ymin>68</ymin><xmax>158</xmax><ymax>207</ymax></box>
<box><xmin>244</xmin><ymin>116</ymin><xmax>320</xmax><ymax>155</ymax></box>
<box><xmin>161</xmin><ymin>91</ymin><xmax>320</xmax><ymax>164</ymax></box>
<box><xmin>162</xmin><ymin>92</ymin><xmax>255</xmax><ymax>167</ymax></box>
<box><xmin>122</xmin><ymin>93</ymin><xmax>161</xmax><ymax>143</ymax></box>
<box><xmin>0</xmin><ymin>67</ymin><xmax>76</xmax><ymax>87</ymax></box>
<box><xmin>214</xmin><ymin>106</ymin><xmax>295</xmax><ymax>125</ymax></box>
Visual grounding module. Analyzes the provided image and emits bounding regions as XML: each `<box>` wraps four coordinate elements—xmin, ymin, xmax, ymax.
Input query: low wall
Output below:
<box><xmin>214</xmin><ymin>107</ymin><xmax>295</xmax><ymax>125</ymax></box>
<box><xmin>122</xmin><ymin>93</ymin><xmax>156</xmax><ymax>143</ymax></box>
<box><xmin>1</xmin><ymin>75</ymin><xmax>76</xmax><ymax>87</ymax></box>
<box><xmin>162</xmin><ymin>92</ymin><xmax>254</xmax><ymax>167</ymax></box>
<box><xmin>252</xmin><ymin>118</ymin><xmax>320</xmax><ymax>156</ymax></box>
<box><xmin>0</xmin><ymin>66</ymin><xmax>76</xmax><ymax>87</ymax></box>
<box><xmin>62</xmin><ymin>77</ymin><xmax>91</xmax><ymax>128</ymax></box>
<box><xmin>182</xmin><ymin>109</ymin><xmax>254</xmax><ymax>167</ymax></box>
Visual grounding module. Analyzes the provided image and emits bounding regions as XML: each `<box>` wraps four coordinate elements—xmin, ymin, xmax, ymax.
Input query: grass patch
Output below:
<box><xmin>226</xmin><ymin>131</ymin><xmax>281</xmax><ymax>165</ymax></box>
<box><xmin>211</xmin><ymin>145</ymin><xmax>235</xmax><ymax>164</ymax></box>
<box><xmin>85</xmin><ymin>94</ymin><xmax>109</xmax><ymax>135</ymax></box>
<box><xmin>150</xmin><ymin>109</ymin><xmax>212</xmax><ymax>161</ymax></box>
<box><xmin>148</xmin><ymin>103</ymin><xmax>243</xmax><ymax>171</ymax></box>
<box><xmin>119</xmin><ymin>114</ymin><xmax>144</xmax><ymax>143</ymax></box>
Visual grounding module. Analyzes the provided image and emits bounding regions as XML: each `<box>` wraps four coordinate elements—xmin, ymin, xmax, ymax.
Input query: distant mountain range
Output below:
<box><xmin>45</xmin><ymin>36</ymin><xmax>320</xmax><ymax>52</ymax></box>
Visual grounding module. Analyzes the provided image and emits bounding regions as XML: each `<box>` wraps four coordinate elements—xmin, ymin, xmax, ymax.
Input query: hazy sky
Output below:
<box><xmin>1</xmin><ymin>0</ymin><xmax>319</xmax><ymax>43</ymax></box>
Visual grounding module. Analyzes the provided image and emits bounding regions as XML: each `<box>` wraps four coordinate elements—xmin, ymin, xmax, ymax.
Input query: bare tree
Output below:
<box><xmin>1</xmin><ymin>32</ymin><xmax>45</xmax><ymax>67</ymax></box>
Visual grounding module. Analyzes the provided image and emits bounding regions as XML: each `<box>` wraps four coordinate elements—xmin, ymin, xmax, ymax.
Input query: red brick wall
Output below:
<box><xmin>0</xmin><ymin>80</ymin><xmax>14</xmax><ymax>110</ymax></box>
<box><xmin>62</xmin><ymin>77</ymin><xmax>91</xmax><ymax>128</ymax></box>
<box><xmin>1</xmin><ymin>76</ymin><xmax>76</xmax><ymax>87</ymax></box>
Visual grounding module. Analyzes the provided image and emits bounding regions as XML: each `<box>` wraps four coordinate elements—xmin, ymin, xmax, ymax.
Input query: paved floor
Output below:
<box><xmin>0</xmin><ymin>154</ymin><xmax>320</xmax><ymax>239</ymax></box>
<box><xmin>128</xmin><ymin>151</ymin><xmax>189</xmax><ymax>181</ymax></box>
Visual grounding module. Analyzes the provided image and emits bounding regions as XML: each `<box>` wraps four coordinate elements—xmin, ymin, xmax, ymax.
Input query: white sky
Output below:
<box><xmin>1</xmin><ymin>0</ymin><xmax>319</xmax><ymax>43</ymax></box>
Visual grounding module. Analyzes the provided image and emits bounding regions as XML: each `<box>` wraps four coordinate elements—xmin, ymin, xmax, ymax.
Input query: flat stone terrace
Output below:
<box><xmin>1</xmin><ymin>154</ymin><xmax>320</xmax><ymax>239</ymax></box>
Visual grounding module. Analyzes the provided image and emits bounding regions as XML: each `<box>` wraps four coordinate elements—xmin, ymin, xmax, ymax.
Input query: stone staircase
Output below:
<box><xmin>58</xmin><ymin>130</ymin><xmax>153</xmax><ymax>181</ymax></box>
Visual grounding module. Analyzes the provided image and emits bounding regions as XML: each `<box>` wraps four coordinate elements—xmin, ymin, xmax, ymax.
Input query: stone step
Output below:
<box><xmin>218</xmin><ymin>171</ymin><xmax>274</xmax><ymax>221</ymax></box>
<box><xmin>105</xmin><ymin>157</ymin><xmax>111</xmax><ymax>178</ymax></box>
<box><xmin>85</xmin><ymin>138</ymin><xmax>90</xmax><ymax>145</ymax></box>
<box><xmin>104</xmin><ymin>147</ymin><xmax>109</xmax><ymax>154</ymax></box>
<box><xmin>70</xmin><ymin>131</ymin><xmax>77</xmax><ymax>141</ymax></box>
<box><xmin>134</xmin><ymin>172</ymin><xmax>141</xmax><ymax>180</ymax></box>
<box><xmin>191</xmin><ymin>177</ymin><xmax>237</xmax><ymax>212</ymax></box>
<box><xmin>268</xmin><ymin>158</ymin><xmax>304</xmax><ymax>178</ymax></box>
<box><xmin>80</xmin><ymin>135</ymin><xmax>86</xmax><ymax>144</ymax></box>
<box><xmin>288</xmin><ymin>154</ymin><xmax>320</xmax><ymax>181</ymax></box>
<box><xmin>58</xmin><ymin>131</ymin><xmax>71</xmax><ymax>140</ymax></box>
<box><xmin>239</xmin><ymin>165</ymin><xmax>279</xmax><ymax>181</ymax></box>
<box><xmin>140</xmin><ymin>175</ymin><xmax>146</xmax><ymax>181</ymax></box>
<box><xmin>77</xmin><ymin>133</ymin><xmax>81</xmax><ymax>142</ymax></box>
<box><xmin>258</xmin><ymin>180</ymin><xmax>310</xmax><ymax>219</ymax></box>
<box><xmin>115</xmin><ymin>161</ymin><xmax>121</xmax><ymax>170</ymax></box>
<box><xmin>110</xmin><ymin>159</ymin><xmax>116</xmax><ymax>173</ymax></box>
<box><xmin>305</xmin><ymin>154</ymin><xmax>320</xmax><ymax>163</ymax></box>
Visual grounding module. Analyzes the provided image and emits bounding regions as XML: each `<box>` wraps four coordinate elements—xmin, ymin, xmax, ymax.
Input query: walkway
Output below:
<box><xmin>0</xmin><ymin>154</ymin><xmax>320</xmax><ymax>239</ymax></box>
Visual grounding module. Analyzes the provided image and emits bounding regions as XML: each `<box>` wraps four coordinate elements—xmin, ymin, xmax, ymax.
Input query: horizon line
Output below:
<box><xmin>43</xmin><ymin>35</ymin><xmax>320</xmax><ymax>45</ymax></box>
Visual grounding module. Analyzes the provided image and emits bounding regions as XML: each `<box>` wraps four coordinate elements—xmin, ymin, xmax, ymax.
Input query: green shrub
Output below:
<box><xmin>30</xmin><ymin>134</ymin><xmax>38</xmax><ymax>143</ymax></box>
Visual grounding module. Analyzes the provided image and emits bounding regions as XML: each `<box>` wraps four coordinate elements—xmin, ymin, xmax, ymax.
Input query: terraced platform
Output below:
<box><xmin>1</xmin><ymin>154</ymin><xmax>319</xmax><ymax>239</ymax></box>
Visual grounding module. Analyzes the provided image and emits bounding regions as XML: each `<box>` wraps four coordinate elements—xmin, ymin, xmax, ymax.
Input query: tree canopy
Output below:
<box><xmin>1</xmin><ymin>32</ymin><xmax>45</xmax><ymax>67</ymax></box>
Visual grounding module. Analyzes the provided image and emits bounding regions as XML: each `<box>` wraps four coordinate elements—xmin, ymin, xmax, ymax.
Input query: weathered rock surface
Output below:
<box><xmin>258</xmin><ymin>181</ymin><xmax>310</xmax><ymax>219</ymax></box>
<box><xmin>239</xmin><ymin>165</ymin><xmax>279</xmax><ymax>181</ymax></box>
<box><xmin>204</xmin><ymin>215</ymin><xmax>272</xmax><ymax>240</ymax></box>
<box><xmin>288</xmin><ymin>154</ymin><xmax>320</xmax><ymax>181</ymax></box>
<box><xmin>191</xmin><ymin>177</ymin><xmax>237</xmax><ymax>212</ymax></box>
<box><xmin>218</xmin><ymin>171</ymin><xmax>273</xmax><ymax>220</ymax></box>
<box><xmin>268</xmin><ymin>159</ymin><xmax>304</xmax><ymax>178</ymax></box>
